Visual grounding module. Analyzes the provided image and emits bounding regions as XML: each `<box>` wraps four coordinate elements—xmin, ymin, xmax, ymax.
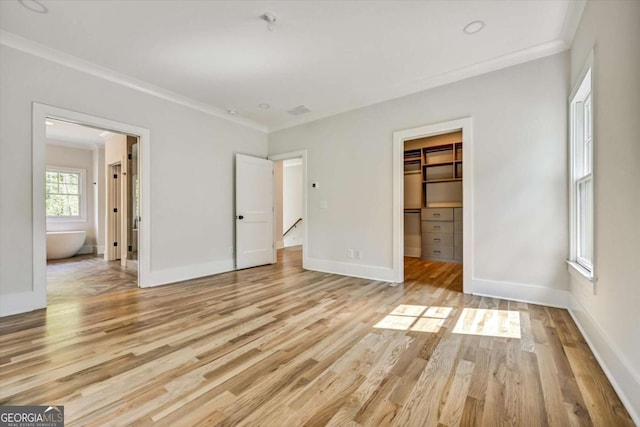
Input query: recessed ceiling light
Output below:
<box><xmin>226</xmin><ymin>109</ymin><xmax>238</xmax><ymax>115</ymax></box>
<box><xmin>45</xmin><ymin>120</ymin><xmax>54</xmax><ymax>126</ymax></box>
<box><xmin>463</xmin><ymin>20</ymin><xmax>485</xmax><ymax>35</ymax></box>
<box><xmin>18</xmin><ymin>0</ymin><xmax>48</xmax><ymax>14</ymax></box>
<box><xmin>258</xmin><ymin>103</ymin><xmax>270</xmax><ymax>109</ymax></box>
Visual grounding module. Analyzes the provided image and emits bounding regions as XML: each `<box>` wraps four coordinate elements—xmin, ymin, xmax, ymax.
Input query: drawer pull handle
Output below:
<box><xmin>433</xmin><ymin>213</ymin><xmax>440</xmax><ymax>217</ymax></box>
<box><xmin>434</xmin><ymin>226</ymin><xmax>441</xmax><ymax>229</ymax></box>
<box><xmin>434</xmin><ymin>238</ymin><xmax>441</xmax><ymax>242</ymax></box>
<box><xmin>434</xmin><ymin>250</ymin><xmax>441</xmax><ymax>254</ymax></box>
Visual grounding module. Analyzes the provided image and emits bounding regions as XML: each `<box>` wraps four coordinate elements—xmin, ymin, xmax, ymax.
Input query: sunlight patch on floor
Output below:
<box><xmin>452</xmin><ymin>308</ymin><xmax>521</xmax><ymax>338</ymax></box>
<box><xmin>374</xmin><ymin>305</ymin><xmax>453</xmax><ymax>333</ymax></box>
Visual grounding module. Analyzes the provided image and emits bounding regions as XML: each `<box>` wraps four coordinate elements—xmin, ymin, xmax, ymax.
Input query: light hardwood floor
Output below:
<box><xmin>47</xmin><ymin>254</ymin><xmax>137</xmax><ymax>305</ymax></box>
<box><xmin>0</xmin><ymin>248</ymin><xmax>633</xmax><ymax>426</ymax></box>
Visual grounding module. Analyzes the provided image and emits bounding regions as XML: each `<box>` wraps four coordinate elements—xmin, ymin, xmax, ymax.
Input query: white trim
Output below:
<box><xmin>472</xmin><ymin>278</ymin><xmax>569</xmax><ymax>309</ymax></box>
<box><xmin>305</xmin><ymin>257</ymin><xmax>396</xmax><ymax>283</ymax></box>
<box><xmin>269</xmin><ymin>41</ymin><xmax>568</xmax><ymax>133</ymax></box>
<box><xmin>393</xmin><ymin>117</ymin><xmax>473</xmax><ymax>292</ymax></box>
<box><xmin>568</xmin><ymin>50</ymin><xmax>596</xmax><ymax>294</ymax></box>
<box><xmin>568</xmin><ymin>294</ymin><xmax>640</xmax><ymax>425</ymax></box>
<box><xmin>0</xmin><ymin>30</ymin><xmax>266</xmax><ymax>133</ymax></box>
<box><xmin>143</xmin><ymin>259</ymin><xmax>235</xmax><ymax>288</ymax></box>
<box><xmin>268</xmin><ymin>150</ymin><xmax>308</xmax><ymax>271</ymax></box>
<box><xmin>30</xmin><ymin>103</ymin><xmax>152</xmax><ymax>315</ymax></box>
<box><xmin>2</xmin><ymin>30</ymin><xmax>569</xmax><ymax>135</ymax></box>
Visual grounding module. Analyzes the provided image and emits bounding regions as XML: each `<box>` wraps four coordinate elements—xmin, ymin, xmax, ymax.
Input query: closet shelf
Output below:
<box><xmin>423</xmin><ymin>160</ymin><xmax>462</xmax><ymax>167</ymax></box>
<box><xmin>423</xmin><ymin>178</ymin><xmax>462</xmax><ymax>184</ymax></box>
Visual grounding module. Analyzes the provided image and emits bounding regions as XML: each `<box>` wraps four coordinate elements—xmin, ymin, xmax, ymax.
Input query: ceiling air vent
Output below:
<box><xmin>287</xmin><ymin>105</ymin><xmax>311</xmax><ymax>116</ymax></box>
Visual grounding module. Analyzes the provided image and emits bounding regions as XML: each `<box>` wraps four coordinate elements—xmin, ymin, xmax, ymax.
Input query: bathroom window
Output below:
<box><xmin>46</xmin><ymin>166</ymin><xmax>86</xmax><ymax>221</ymax></box>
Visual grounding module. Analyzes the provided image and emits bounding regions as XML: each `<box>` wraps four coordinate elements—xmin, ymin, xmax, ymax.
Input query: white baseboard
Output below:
<box><xmin>472</xmin><ymin>278</ymin><xmax>569</xmax><ymax>308</ymax></box>
<box><xmin>404</xmin><ymin>247</ymin><xmax>421</xmax><ymax>258</ymax></box>
<box><xmin>141</xmin><ymin>258</ymin><xmax>235</xmax><ymax>288</ymax></box>
<box><xmin>96</xmin><ymin>245</ymin><xmax>105</xmax><ymax>255</ymax></box>
<box><xmin>305</xmin><ymin>257</ymin><xmax>395</xmax><ymax>282</ymax></box>
<box><xmin>568</xmin><ymin>294</ymin><xmax>640</xmax><ymax>425</ymax></box>
<box><xmin>276</xmin><ymin>240</ymin><xmax>284</xmax><ymax>249</ymax></box>
<box><xmin>0</xmin><ymin>291</ymin><xmax>46</xmax><ymax>317</ymax></box>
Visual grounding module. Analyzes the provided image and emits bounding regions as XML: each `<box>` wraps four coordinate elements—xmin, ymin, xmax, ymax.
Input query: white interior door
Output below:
<box><xmin>236</xmin><ymin>154</ymin><xmax>274</xmax><ymax>269</ymax></box>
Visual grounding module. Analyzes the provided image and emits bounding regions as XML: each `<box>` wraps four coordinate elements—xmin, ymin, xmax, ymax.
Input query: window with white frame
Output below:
<box><xmin>46</xmin><ymin>167</ymin><xmax>86</xmax><ymax>221</ymax></box>
<box><xmin>569</xmin><ymin>67</ymin><xmax>593</xmax><ymax>275</ymax></box>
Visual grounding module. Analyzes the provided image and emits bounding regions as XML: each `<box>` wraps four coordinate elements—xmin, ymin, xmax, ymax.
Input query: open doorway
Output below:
<box><xmin>43</xmin><ymin>118</ymin><xmax>140</xmax><ymax>304</ymax></box>
<box><xmin>105</xmin><ymin>134</ymin><xmax>140</xmax><ymax>271</ymax></box>
<box><xmin>270</xmin><ymin>151</ymin><xmax>308</xmax><ymax>269</ymax></box>
<box><xmin>393</xmin><ymin>118</ymin><xmax>473</xmax><ymax>293</ymax></box>
<box><xmin>403</xmin><ymin>130</ymin><xmax>463</xmax><ymax>291</ymax></box>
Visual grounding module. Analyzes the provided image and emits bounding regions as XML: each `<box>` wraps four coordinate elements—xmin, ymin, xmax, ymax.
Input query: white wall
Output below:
<box><xmin>269</xmin><ymin>52</ymin><xmax>569</xmax><ymax>294</ymax></box>
<box><xmin>0</xmin><ymin>44</ymin><xmax>266</xmax><ymax>310</ymax></box>
<box><xmin>283</xmin><ymin>160</ymin><xmax>303</xmax><ymax>247</ymax></box>
<box><xmin>45</xmin><ymin>143</ymin><xmax>96</xmax><ymax>253</ymax></box>
<box><xmin>568</xmin><ymin>0</ymin><xmax>640</xmax><ymax>422</ymax></box>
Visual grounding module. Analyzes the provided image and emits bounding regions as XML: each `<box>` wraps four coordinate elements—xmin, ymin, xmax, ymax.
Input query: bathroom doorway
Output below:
<box><xmin>42</xmin><ymin>117</ymin><xmax>140</xmax><ymax>304</ymax></box>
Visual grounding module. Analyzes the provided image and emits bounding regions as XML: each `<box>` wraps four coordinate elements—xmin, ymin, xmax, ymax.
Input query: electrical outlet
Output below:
<box><xmin>354</xmin><ymin>250</ymin><xmax>361</xmax><ymax>259</ymax></box>
<box><xmin>347</xmin><ymin>248</ymin><xmax>354</xmax><ymax>259</ymax></box>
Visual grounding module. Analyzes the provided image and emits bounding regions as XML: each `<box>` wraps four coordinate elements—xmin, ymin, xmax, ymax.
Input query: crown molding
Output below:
<box><xmin>0</xmin><ymin>30</ymin><xmax>267</xmax><ymax>133</ymax></box>
<box><xmin>269</xmin><ymin>39</ymin><xmax>570</xmax><ymax>133</ymax></box>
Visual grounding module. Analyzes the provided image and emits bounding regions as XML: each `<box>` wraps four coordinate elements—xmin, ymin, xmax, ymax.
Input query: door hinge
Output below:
<box><xmin>113</xmin><ymin>208</ymin><xmax>118</xmax><ymax>213</ymax></box>
<box><xmin>128</xmin><ymin>245</ymin><xmax>133</xmax><ymax>252</ymax></box>
<box><xmin>113</xmin><ymin>174</ymin><xmax>118</xmax><ymax>179</ymax></box>
<box><xmin>113</xmin><ymin>241</ymin><xmax>118</xmax><ymax>247</ymax></box>
<box><xmin>128</xmin><ymin>153</ymin><xmax>132</xmax><ymax>160</ymax></box>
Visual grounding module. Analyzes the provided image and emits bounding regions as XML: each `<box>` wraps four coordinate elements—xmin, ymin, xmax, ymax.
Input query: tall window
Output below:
<box><xmin>570</xmin><ymin>67</ymin><xmax>593</xmax><ymax>275</ymax></box>
<box><xmin>46</xmin><ymin>167</ymin><xmax>86</xmax><ymax>220</ymax></box>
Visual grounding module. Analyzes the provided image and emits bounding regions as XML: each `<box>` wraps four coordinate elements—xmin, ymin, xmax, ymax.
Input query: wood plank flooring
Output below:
<box><xmin>0</xmin><ymin>248</ymin><xmax>633</xmax><ymax>426</ymax></box>
<box><xmin>47</xmin><ymin>254</ymin><xmax>137</xmax><ymax>305</ymax></box>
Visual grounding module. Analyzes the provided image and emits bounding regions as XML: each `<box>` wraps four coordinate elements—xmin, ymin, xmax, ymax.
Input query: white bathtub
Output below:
<box><xmin>46</xmin><ymin>231</ymin><xmax>86</xmax><ymax>260</ymax></box>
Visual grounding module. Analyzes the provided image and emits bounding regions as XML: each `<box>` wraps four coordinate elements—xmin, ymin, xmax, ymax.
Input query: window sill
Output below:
<box><xmin>47</xmin><ymin>218</ymin><xmax>87</xmax><ymax>224</ymax></box>
<box><xmin>567</xmin><ymin>260</ymin><xmax>595</xmax><ymax>294</ymax></box>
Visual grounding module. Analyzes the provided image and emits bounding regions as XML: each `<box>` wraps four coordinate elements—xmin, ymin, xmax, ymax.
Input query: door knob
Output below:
<box><xmin>237</xmin><ymin>215</ymin><xmax>244</xmax><ymax>220</ymax></box>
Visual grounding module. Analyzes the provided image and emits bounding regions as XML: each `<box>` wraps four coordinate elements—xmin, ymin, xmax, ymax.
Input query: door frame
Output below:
<box><xmin>33</xmin><ymin>103</ymin><xmax>151</xmax><ymax>308</ymax></box>
<box><xmin>268</xmin><ymin>150</ymin><xmax>308</xmax><ymax>270</ymax></box>
<box><xmin>392</xmin><ymin>118</ymin><xmax>473</xmax><ymax>293</ymax></box>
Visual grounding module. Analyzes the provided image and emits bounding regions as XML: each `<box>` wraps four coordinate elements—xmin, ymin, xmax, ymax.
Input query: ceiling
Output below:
<box><xmin>0</xmin><ymin>1</ymin><xmax>583</xmax><ymax>132</ymax></box>
<box><xmin>46</xmin><ymin>119</ymin><xmax>111</xmax><ymax>147</ymax></box>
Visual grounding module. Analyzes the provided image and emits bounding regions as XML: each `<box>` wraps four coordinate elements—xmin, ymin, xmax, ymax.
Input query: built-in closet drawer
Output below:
<box><xmin>422</xmin><ymin>232</ymin><xmax>454</xmax><ymax>247</ymax></box>
<box><xmin>454</xmin><ymin>233</ymin><xmax>463</xmax><ymax>248</ymax></box>
<box><xmin>421</xmin><ymin>221</ymin><xmax>454</xmax><ymax>234</ymax></box>
<box><xmin>423</xmin><ymin>245</ymin><xmax>454</xmax><ymax>260</ymax></box>
<box><xmin>421</xmin><ymin>207</ymin><xmax>454</xmax><ymax>221</ymax></box>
